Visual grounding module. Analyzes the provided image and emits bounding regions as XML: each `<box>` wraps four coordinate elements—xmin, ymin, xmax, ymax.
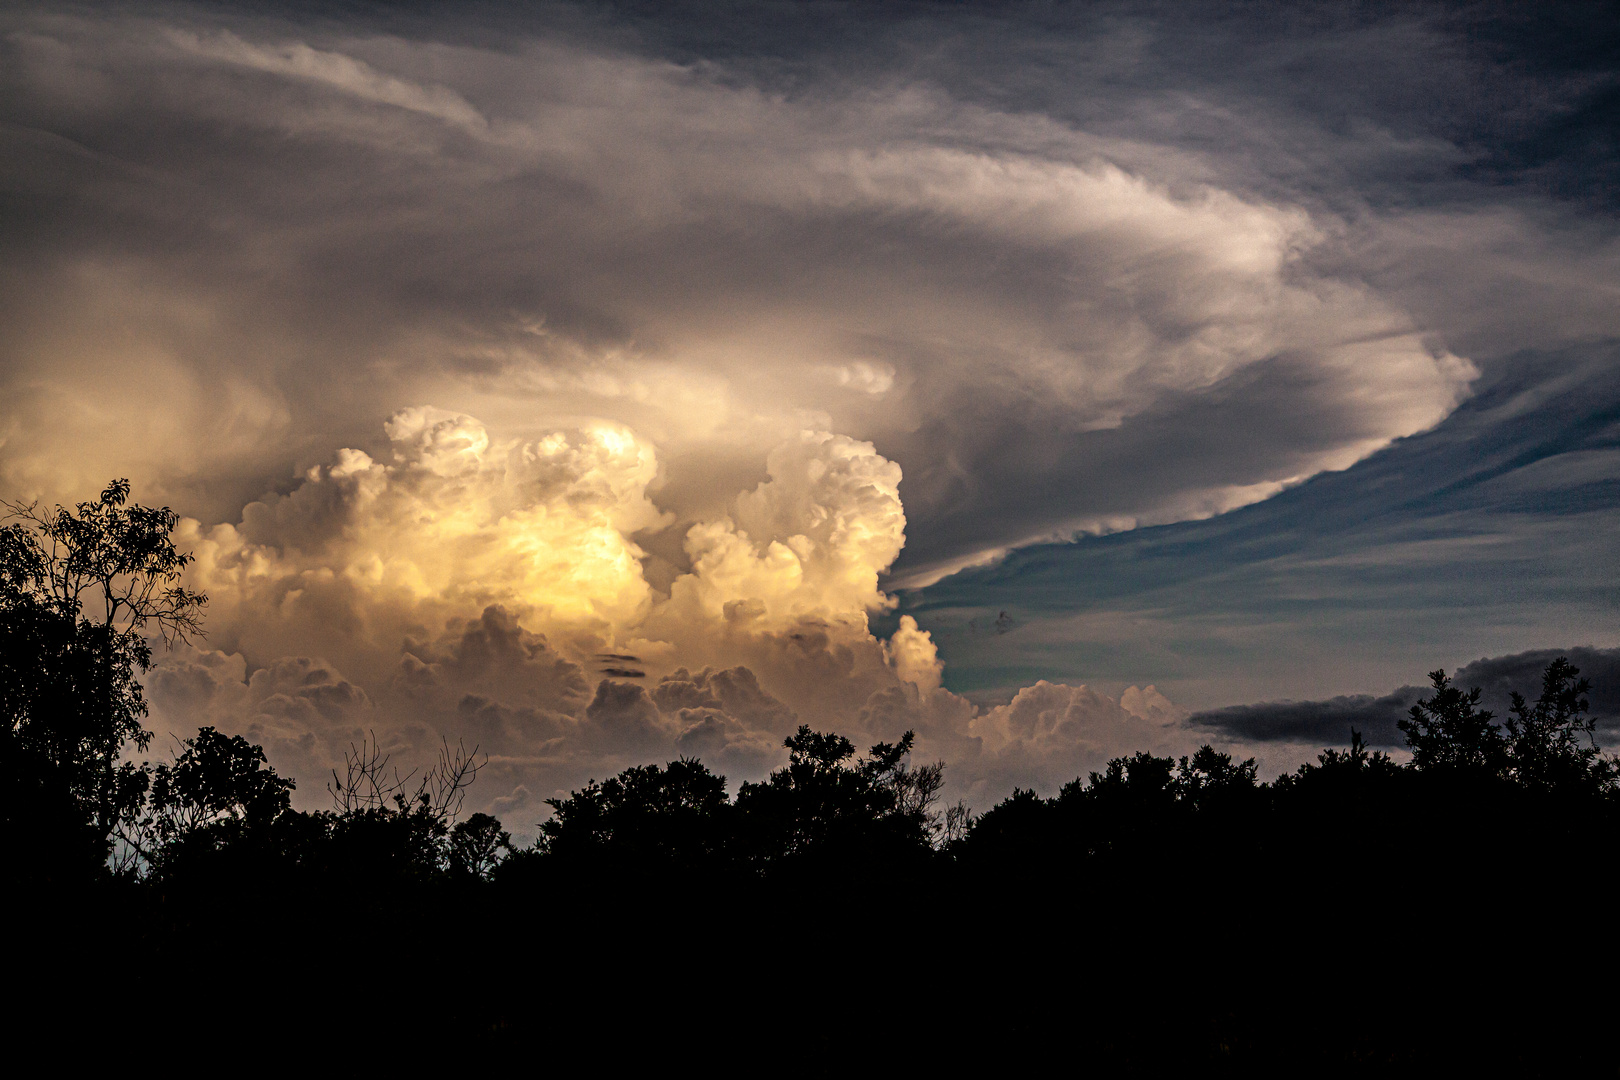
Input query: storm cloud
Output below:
<box><xmin>4</xmin><ymin>2</ymin><xmax>1617</xmax><ymax>817</ymax></box>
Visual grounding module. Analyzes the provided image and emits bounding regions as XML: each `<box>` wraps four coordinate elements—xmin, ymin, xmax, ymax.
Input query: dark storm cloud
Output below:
<box><xmin>555</xmin><ymin>0</ymin><xmax>1620</xmax><ymax>219</ymax></box>
<box><xmin>864</xmin><ymin>2</ymin><xmax>1620</xmax><ymax>579</ymax></box>
<box><xmin>1188</xmin><ymin>688</ymin><xmax>1422</xmax><ymax>747</ymax></box>
<box><xmin>1453</xmin><ymin>647</ymin><xmax>1620</xmax><ymax>731</ymax></box>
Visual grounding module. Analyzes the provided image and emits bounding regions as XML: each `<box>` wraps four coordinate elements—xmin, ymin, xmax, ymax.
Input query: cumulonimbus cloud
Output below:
<box><xmin>2</xmin><ymin>5</ymin><xmax>1529</xmax><ymax>820</ymax></box>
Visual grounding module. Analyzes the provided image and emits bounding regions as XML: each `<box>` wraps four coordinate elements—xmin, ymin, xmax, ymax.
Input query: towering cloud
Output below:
<box><xmin>141</xmin><ymin>406</ymin><xmax>1200</xmax><ymax>823</ymax></box>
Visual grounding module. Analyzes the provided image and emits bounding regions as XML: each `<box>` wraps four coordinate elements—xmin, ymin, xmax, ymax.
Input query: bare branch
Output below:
<box><xmin>327</xmin><ymin>731</ymin><xmax>415</xmax><ymax>814</ymax></box>
<box><xmin>417</xmin><ymin>737</ymin><xmax>485</xmax><ymax>823</ymax></box>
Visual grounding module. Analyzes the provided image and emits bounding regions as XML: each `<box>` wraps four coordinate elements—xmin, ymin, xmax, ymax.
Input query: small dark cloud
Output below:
<box><xmin>597</xmin><ymin>652</ymin><xmax>646</xmax><ymax>677</ymax></box>
<box><xmin>1453</xmin><ymin>646</ymin><xmax>1620</xmax><ymax>732</ymax></box>
<box><xmin>1191</xmin><ymin>646</ymin><xmax>1620</xmax><ymax>746</ymax></box>
<box><xmin>1189</xmin><ymin>688</ymin><xmax>1422</xmax><ymax>747</ymax></box>
<box><xmin>967</xmin><ymin>610</ymin><xmax>1018</xmax><ymax>635</ymax></box>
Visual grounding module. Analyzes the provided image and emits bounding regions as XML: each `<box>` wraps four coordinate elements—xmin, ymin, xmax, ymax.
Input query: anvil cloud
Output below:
<box><xmin>3</xmin><ymin>2</ymin><xmax>1615</xmax><ymax>822</ymax></box>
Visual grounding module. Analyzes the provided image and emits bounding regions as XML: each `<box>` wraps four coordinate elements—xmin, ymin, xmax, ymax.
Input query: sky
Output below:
<box><xmin>3</xmin><ymin>1</ymin><xmax>1617</xmax><ymax>829</ymax></box>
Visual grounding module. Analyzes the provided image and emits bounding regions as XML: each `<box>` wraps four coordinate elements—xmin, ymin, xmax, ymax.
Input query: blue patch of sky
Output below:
<box><xmin>888</xmin><ymin>343</ymin><xmax>1620</xmax><ymax>710</ymax></box>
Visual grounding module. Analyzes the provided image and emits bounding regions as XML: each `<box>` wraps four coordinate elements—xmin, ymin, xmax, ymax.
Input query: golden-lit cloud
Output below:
<box><xmin>177</xmin><ymin>408</ymin><xmax>907</xmax><ymax>657</ymax></box>
<box><xmin>142</xmin><ymin>406</ymin><xmax>1204</xmax><ymax>824</ymax></box>
<box><xmin>179</xmin><ymin>410</ymin><xmax>661</xmax><ymax>659</ymax></box>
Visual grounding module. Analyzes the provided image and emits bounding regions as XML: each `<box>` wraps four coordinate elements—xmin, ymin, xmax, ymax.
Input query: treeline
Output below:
<box><xmin>16</xmin><ymin>663</ymin><xmax>1620</xmax><ymax>1069</ymax></box>
<box><xmin>45</xmin><ymin>660</ymin><xmax>1615</xmax><ymax>895</ymax></box>
<box><xmin>7</xmin><ymin>482</ymin><xmax>1620</xmax><ymax>1069</ymax></box>
<box><xmin>28</xmin><ymin>655</ymin><xmax>1614</xmax><ymax>906</ymax></box>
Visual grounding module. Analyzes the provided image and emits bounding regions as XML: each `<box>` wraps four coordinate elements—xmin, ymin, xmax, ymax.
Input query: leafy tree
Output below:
<box><xmin>1047</xmin><ymin>751</ymin><xmax>1179</xmax><ymax>864</ymax></box>
<box><xmin>1171</xmin><ymin>745</ymin><xmax>1259</xmax><ymax>810</ymax></box>
<box><xmin>733</xmin><ymin>725</ymin><xmax>942</xmax><ymax>866</ymax></box>
<box><xmin>540</xmin><ymin>757</ymin><xmax>731</xmax><ymax>865</ymax></box>
<box><xmin>1398</xmin><ymin>669</ymin><xmax>1509</xmax><ymax>774</ymax></box>
<box><xmin>951</xmin><ymin>787</ymin><xmax>1052</xmax><ymax>866</ymax></box>
<box><xmin>1268</xmin><ymin>730</ymin><xmax>1409</xmax><ymax>889</ymax></box>
<box><xmin>859</xmin><ymin>731</ymin><xmax>947</xmax><ymax>836</ymax></box>
<box><xmin>1274</xmin><ymin>729</ymin><xmax>1402</xmax><ymax>796</ymax></box>
<box><xmin>1506</xmin><ymin>657</ymin><xmax>1617</xmax><ymax>794</ymax></box>
<box><xmin>449</xmin><ymin>812</ymin><xmax>514</xmax><ymax>879</ymax></box>
<box><xmin>1313</xmin><ymin>728</ymin><xmax>1397</xmax><ymax>776</ymax></box>
<box><xmin>1064</xmin><ymin>751</ymin><xmax>1178</xmax><ymax>818</ymax></box>
<box><xmin>145</xmin><ymin>727</ymin><xmax>294</xmax><ymax>840</ymax></box>
<box><xmin>129</xmin><ymin>726</ymin><xmax>296</xmax><ymax>877</ymax></box>
<box><xmin>1</xmin><ymin>479</ymin><xmax>205</xmax><ymax>873</ymax></box>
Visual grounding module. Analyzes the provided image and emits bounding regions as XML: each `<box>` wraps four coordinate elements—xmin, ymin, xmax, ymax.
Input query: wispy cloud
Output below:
<box><xmin>166</xmin><ymin>28</ymin><xmax>490</xmax><ymax>133</ymax></box>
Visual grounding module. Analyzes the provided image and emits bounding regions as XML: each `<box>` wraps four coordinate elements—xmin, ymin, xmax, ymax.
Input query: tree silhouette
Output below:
<box><xmin>733</xmin><ymin>725</ymin><xmax>942</xmax><ymax>867</ymax></box>
<box><xmin>325</xmin><ymin>730</ymin><xmax>486</xmax><ymax>819</ymax></box>
<box><xmin>318</xmin><ymin>733</ymin><xmax>490</xmax><ymax>884</ymax></box>
<box><xmin>1</xmin><ymin>479</ymin><xmax>205</xmax><ymax>875</ymax></box>
<box><xmin>130</xmin><ymin>725</ymin><xmax>296</xmax><ymax>877</ymax></box>
<box><xmin>1062</xmin><ymin>750</ymin><xmax>1180</xmax><ymax>854</ymax></box>
<box><xmin>1505</xmin><ymin>657</ymin><xmax>1617</xmax><ymax>794</ymax></box>
<box><xmin>149</xmin><ymin>726</ymin><xmax>295</xmax><ymax>836</ymax></box>
<box><xmin>1398</xmin><ymin>669</ymin><xmax>1509</xmax><ymax>774</ymax></box>
<box><xmin>1273</xmin><ymin>729</ymin><xmax>1403</xmax><ymax>802</ymax></box>
<box><xmin>449</xmin><ymin>812</ymin><xmax>514</xmax><ymax>879</ymax></box>
<box><xmin>952</xmin><ymin>786</ymin><xmax>1052</xmax><ymax>867</ymax></box>
<box><xmin>0</xmin><ymin>612</ymin><xmax>1608</xmax><ymax>1068</ymax></box>
<box><xmin>540</xmin><ymin>757</ymin><xmax>731</xmax><ymax>867</ymax></box>
<box><xmin>1171</xmin><ymin>745</ymin><xmax>1260</xmax><ymax>809</ymax></box>
<box><xmin>138</xmin><ymin>722</ymin><xmax>294</xmax><ymax>854</ymax></box>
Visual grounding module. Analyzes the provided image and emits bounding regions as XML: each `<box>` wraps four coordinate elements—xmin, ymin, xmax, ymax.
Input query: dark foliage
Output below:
<box><xmin>1505</xmin><ymin>656</ymin><xmax>1616</xmax><ymax>793</ymax></box>
<box><xmin>6</xmin><ymin>483</ymin><xmax>1619</xmax><ymax>1067</ymax></box>
<box><xmin>538</xmin><ymin>757</ymin><xmax>732</xmax><ymax>867</ymax></box>
<box><xmin>1398</xmin><ymin>668</ymin><xmax>1510</xmax><ymax>774</ymax></box>
<box><xmin>2</xmin><ymin>480</ymin><xmax>204</xmax><ymax>880</ymax></box>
